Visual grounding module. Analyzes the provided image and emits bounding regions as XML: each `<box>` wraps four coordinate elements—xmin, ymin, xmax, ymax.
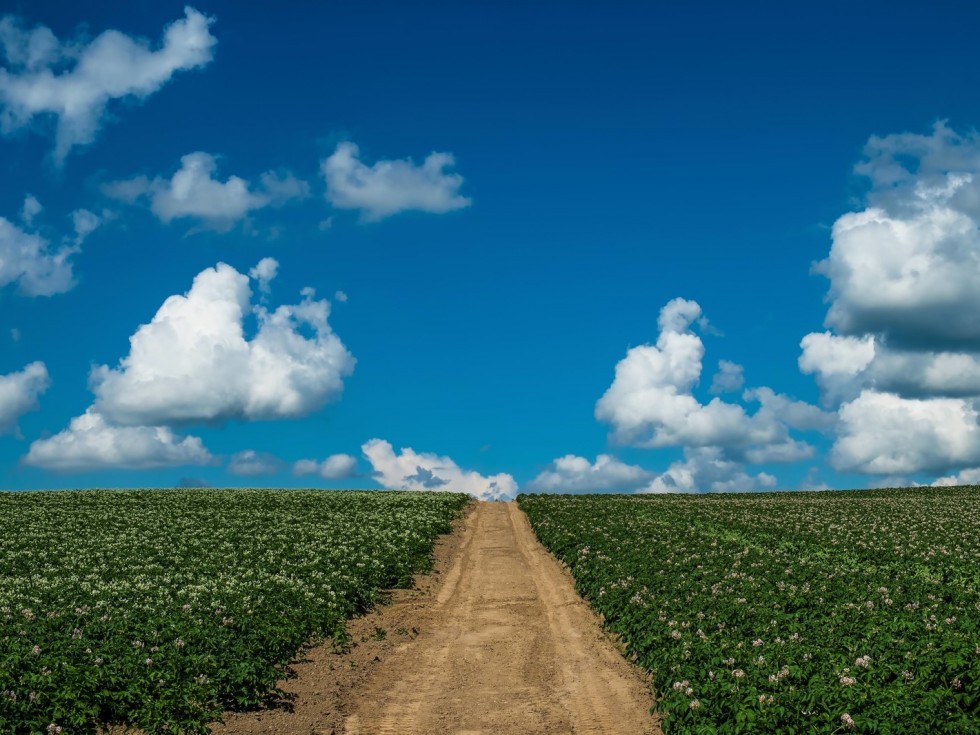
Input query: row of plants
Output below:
<box><xmin>518</xmin><ymin>487</ymin><xmax>979</xmax><ymax>734</ymax></box>
<box><xmin>0</xmin><ymin>488</ymin><xmax>470</xmax><ymax>734</ymax></box>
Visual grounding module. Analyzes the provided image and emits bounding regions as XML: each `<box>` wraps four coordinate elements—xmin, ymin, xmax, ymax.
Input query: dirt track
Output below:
<box><xmin>214</xmin><ymin>501</ymin><xmax>659</xmax><ymax>734</ymax></box>
<box><xmin>344</xmin><ymin>501</ymin><xmax>657</xmax><ymax>734</ymax></box>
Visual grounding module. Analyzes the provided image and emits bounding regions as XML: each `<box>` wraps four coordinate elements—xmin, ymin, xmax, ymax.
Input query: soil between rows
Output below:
<box><xmin>211</xmin><ymin>501</ymin><xmax>661</xmax><ymax>735</ymax></box>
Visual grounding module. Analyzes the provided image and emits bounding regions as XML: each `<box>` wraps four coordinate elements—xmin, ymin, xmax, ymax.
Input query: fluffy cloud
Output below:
<box><xmin>869</xmin><ymin>349</ymin><xmax>980</xmax><ymax>399</ymax></box>
<box><xmin>932</xmin><ymin>467</ymin><xmax>980</xmax><ymax>487</ymax></box>
<box><xmin>639</xmin><ymin>447</ymin><xmax>777</xmax><ymax>494</ymax></box>
<box><xmin>831</xmin><ymin>391</ymin><xmax>980</xmax><ymax>475</ymax></box>
<box><xmin>744</xmin><ymin>387</ymin><xmax>834</xmax><ymax>433</ymax></box>
<box><xmin>322</xmin><ymin>142</ymin><xmax>471</xmax><ymax>221</ymax></box>
<box><xmin>106</xmin><ymin>152</ymin><xmax>308</xmax><ymax>231</ymax></box>
<box><xmin>709</xmin><ymin>360</ymin><xmax>744</xmax><ymax>394</ymax></box>
<box><xmin>815</xmin><ymin>123</ymin><xmax>980</xmax><ymax>350</ymax></box>
<box><xmin>817</xmin><ymin>206</ymin><xmax>980</xmax><ymax>349</ymax></box>
<box><xmin>799</xmin><ymin>332</ymin><xmax>875</xmax><ymax>380</ymax></box>
<box><xmin>362</xmin><ymin>439</ymin><xmax>516</xmax><ymax>500</ymax></box>
<box><xmin>0</xmin><ymin>8</ymin><xmax>216</xmax><ymax>162</ymax></box>
<box><xmin>526</xmin><ymin>454</ymin><xmax>653</xmax><ymax>493</ymax></box>
<box><xmin>24</xmin><ymin>409</ymin><xmax>212</xmax><ymax>471</ymax></box>
<box><xmin>293</xmin><ymin>453</ymin><xmax>358</xmax><ymax>480</ymax></box>
<box><xmin>800</xmin><ymin>124</ymin><xmax>980</xmax><ymax>480</ymax></box>
<box><xmin>227</xmin><ymin>450</ymin><xmax>281</xmax><ymax>477</ymax></box>
<box><xmin>249</xmin><ymin>257</ymin><xmax>278</xmax><ymax>293</ymax></box>
<box><xmin>595</xmin><ymin>298</ymin><xmax>823</xmax><ymax>461</ymax></box>
<box><xmin>0</xmin><ymin>215</ymin><xmax>75</xmax><ymax>295</ymax></box>
<box><xmin>90</xmin><ymin>259</ymin><xmax>355</xmax><ymax>426</ymax></box>
<box><xmin>801</xmin><ymin>331</ymin><xmax>980</xmax><ymax>403</ymax></box>
<box><xmin>0</xmin><ymin>361</ymin><xmax>49</xmax><ymax>435</ymax></box>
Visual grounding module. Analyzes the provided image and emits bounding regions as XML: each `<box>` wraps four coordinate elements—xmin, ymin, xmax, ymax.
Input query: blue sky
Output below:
<box><xmin>3</xmin><ymin>1</ymin><xmax>980</xmax><ymax>495</ymax></box>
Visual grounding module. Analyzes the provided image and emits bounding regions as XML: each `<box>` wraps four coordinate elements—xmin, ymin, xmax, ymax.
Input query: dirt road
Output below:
<box><xmin>343</xmin><ymin>501</ymin><xmax>658</xmax><ymax>734</ymax></box>
<box><xmin>214</xmin><ymin>500</ymin><xmax>659</xmax><ymax>735</ymax></box>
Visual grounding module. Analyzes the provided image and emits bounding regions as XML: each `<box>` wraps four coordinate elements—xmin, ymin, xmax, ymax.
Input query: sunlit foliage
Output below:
<box><xmin>519</xmin><ymin>487</ymin><xmax>979</xmax><ymax>734</ymax></box>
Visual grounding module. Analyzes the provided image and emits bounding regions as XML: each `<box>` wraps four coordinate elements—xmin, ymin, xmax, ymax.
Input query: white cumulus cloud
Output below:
<box><xmin>595</xmin><ymin>298</ymin><xmax>823</xmax><ymax>462</ymax></box>
<box><xmin>527</xmin><ymin>454</ymin><xmax>653</xmax><ymax>493</ymax></box>
<box><xmin>362</xmin><ymin>438</ymin><xmax>516</xmax><ymax>500</ymax></box>
<box><xmin>24</xmin><ymin>409</ymin><xmax>212</xmax><ymax>471</ymax></box>
<box><xmin>639</xmin><ymin>447</ymin><xmax>778</xmax><ymax>494</ymax></box>
<box><xmin>249</xmin><ymin>256</ymin><xmax>278</xmax><ymax>293</ymax></box>
<box><xmin>799</xmin><ymin>332</ymin><xmax>875</xmax><ymax>378</ymax></box>
<box><xmin>90</xmin><ymin>259</ymin><xmax>355</xmax><ymax>426</ymax></box>
<box><xmin>106</xmin><ymin>152</ymin><xmax>308</xmax><ymax>231</ymax></box>
<box><xmin>0</xmin><ymin>7</ymin><xmax>216</xmax><ymax>162</ymax></box>
<box><xmin>932</xmin><ymin>467</ymin><xmax>980</xmax><ymax>487</ymax></box>
<box><xmin>814</xmin><ymin>123</ymin><xmax>980</xmax><ymax>352</ymax></box>
<box><xmin>831</xmin><ymin>391</ymin><xmax>980</xmax><ymax>475</ymax></box>
<box><xmin>0</xmin><ymin>361</ymin><xmax>49</xmax><ymax>436</ymax></box>
<box><xmin>801</xmin><ymin>123</ymin><xmax>980</xmax><ymax>482</ymax></box>
<box><xmin>293</xmin><ymin>453</ymin><xmax>358</xmax><ymax>480</ymax></box>
<box><xmin>869</xmin><ymin>349</ymin><xmax>980</xmax><ymax>398</ymax></box>
<box><xmin>322</xmin><ymin>141</ymin><xmax>471</xmax><ymax>221</ymax></box>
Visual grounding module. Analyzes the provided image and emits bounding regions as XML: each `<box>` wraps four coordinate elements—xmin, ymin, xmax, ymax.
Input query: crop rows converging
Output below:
<box><xmin>0</xmin><ymin>488</ymin><xmax>470</xmax><ymax>735</ymax></box>
<box><xmin>518</xmin><ymin>487</ymin><xmax>979</xmax><ymax>735</ymax></box>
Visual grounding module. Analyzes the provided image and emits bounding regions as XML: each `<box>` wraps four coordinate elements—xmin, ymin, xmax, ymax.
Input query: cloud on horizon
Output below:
<box><xmin>24</xmin><ymin>409</ymin><xmax>213</xmax><ymax>471</ymax></box>
<box><xmin>227</xmin><ymin>449</ymin><xmax>282</xmax><ymax>476</ymax></box>
<box><xmin>362</xmin><ymin>438</ymin><xmax>515</xmax><ymax>500</ymax></box>
<box><xmin>527</xmin><ymin>454</ymin><xmax>653</xmax><ymax>493</ymax></box>
<box><xmin>293</xmin><ymin>453</ymin><xmax>358</xmax><ymax>480</ymax></box>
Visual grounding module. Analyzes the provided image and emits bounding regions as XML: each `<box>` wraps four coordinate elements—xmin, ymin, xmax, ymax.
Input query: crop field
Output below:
<box><xmin>0</xmin><ymin>488</ymin><xmax>470</xmax><ymax>735</ymax></box>
<box><xmin>519</xmin><ymin>487</ymin><xmax>979</xmax><ymax>735</ymax></box>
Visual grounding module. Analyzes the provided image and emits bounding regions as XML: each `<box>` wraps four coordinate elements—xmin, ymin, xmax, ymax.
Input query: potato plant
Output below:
<box><xmin>518</xmin><ymin>487</ymin><xmax>979</xmax><ymax>734</ymax></box>
<box><xmin>0</xmin><ymin>488</ymin><xmax>469</xmax><ymax>734</ymax></box>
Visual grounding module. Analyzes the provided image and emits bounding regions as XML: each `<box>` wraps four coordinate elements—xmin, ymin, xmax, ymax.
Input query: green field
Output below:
<box><xmin>0</xmin><ymin>488</ymin><xmax>470</xmax><ymax>734</ymax></box>
<box><xmin>519</xmin><ymin>487</ymin><xmax>979</xmax><ymax>735</ymax></box>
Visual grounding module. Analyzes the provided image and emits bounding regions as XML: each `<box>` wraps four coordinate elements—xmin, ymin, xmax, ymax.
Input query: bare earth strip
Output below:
<box><xmin>214</xmin><ymin>501</ymin><xmax>660</xmax><ymax>735</ymax></box>
<box><xmin>344</xmin><ymin>501</ymin><xmax>659</xmax><ymax>735</ymax></box>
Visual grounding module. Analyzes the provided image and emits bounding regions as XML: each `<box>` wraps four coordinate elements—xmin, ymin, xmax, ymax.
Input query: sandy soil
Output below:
<box><xmin>214</xmin><ymin>501</ymin><xmax>660</xmax><ymax>735</ymax></box>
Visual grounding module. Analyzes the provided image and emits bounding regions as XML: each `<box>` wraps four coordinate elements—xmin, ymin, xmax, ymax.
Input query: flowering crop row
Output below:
<box><xmin>0</xmin><ymin>488</ymin><xmax>470</xmax><ymax>734</ymax></box>
<box><xmin>518</xmin><ymin>487</ymin><xmax>979</xmax><ymax>734</ymax></box>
